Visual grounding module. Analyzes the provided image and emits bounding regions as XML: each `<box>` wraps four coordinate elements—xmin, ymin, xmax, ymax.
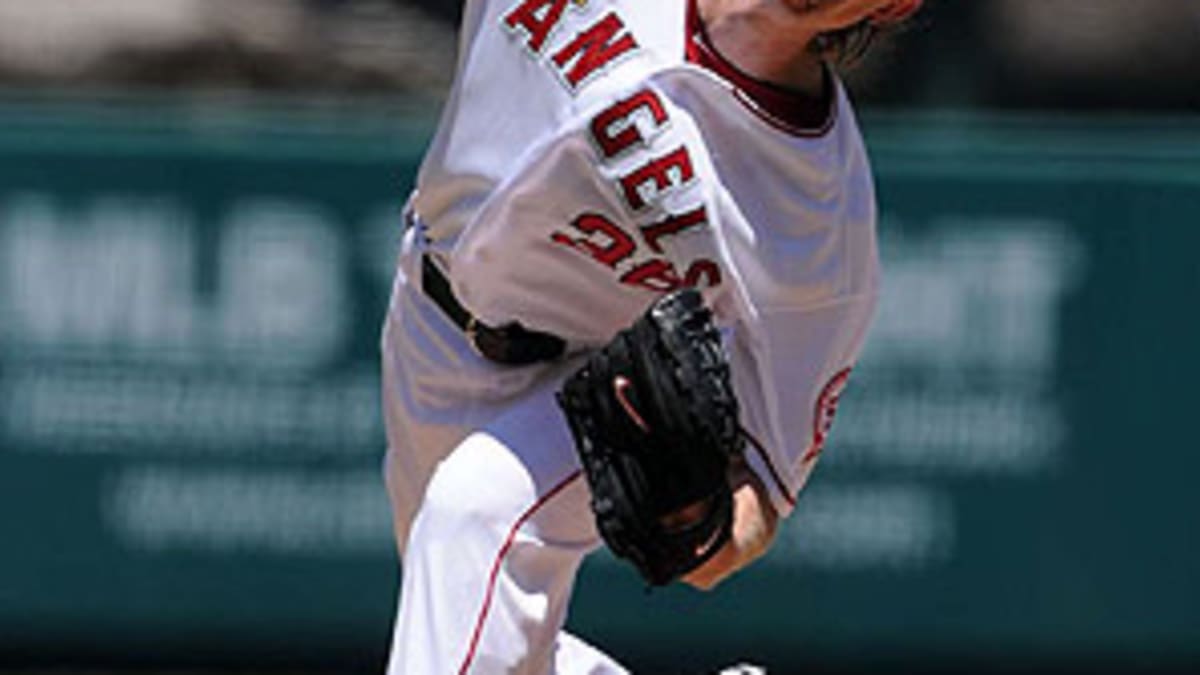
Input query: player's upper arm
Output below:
<box><xmin>448</xmin><ymin>81</ymin><xmax>737</xmax><ymax>343</ymax></box>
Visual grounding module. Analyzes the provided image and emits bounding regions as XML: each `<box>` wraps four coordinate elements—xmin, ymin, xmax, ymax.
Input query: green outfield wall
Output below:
<box><xmin>0</xmin><ymin>95</ymin><xmax>1197</xmax><ymax>672</ymax></box>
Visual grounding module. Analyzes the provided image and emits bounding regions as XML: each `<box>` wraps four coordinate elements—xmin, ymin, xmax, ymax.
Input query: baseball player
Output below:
<box><xmin>380</xmin><ymin>0</ymin><xmax>922</xmax><ymax>672</ymax></box>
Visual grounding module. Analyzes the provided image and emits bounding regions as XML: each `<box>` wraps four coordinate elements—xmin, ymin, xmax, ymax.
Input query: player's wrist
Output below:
<box><xmin>730</xmin><ymin>468</ymin><xmax>779</xmax><ymax>562</ymax></box>
<box><xmin>681</xmin><ymin>466</ymin><xmax>779</xmax><ymax>591</ymax></box>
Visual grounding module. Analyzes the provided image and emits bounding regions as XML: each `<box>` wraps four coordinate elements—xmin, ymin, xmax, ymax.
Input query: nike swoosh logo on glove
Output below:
<box><xmin>612</xmin><ymin>375</ymin><xmax>651</xmax><ymax>432</ymax></box>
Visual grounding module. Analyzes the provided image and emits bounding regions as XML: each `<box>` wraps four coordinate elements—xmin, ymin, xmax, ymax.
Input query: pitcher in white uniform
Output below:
<box><xmin>380</xmin><ymin>0</ymin><xmax>924</xmax><ymax>672</ymax></box>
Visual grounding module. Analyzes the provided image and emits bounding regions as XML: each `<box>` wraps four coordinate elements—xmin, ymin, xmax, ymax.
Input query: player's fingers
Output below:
<box><xmin>792</xmin><ymin>0</ymin><xmax>914</xmax><ymax>31</ymax></box>
<box><xmin>870</xmin><ymin>0</ymin><xmax>923</xmax><ymax>25</ymax></box>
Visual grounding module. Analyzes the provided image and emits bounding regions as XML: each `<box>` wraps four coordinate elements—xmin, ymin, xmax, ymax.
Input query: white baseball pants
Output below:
<box><xmin>381</xmin><ymin>228</ymin><xmax>629</xmax><ymax>674</ymax></box>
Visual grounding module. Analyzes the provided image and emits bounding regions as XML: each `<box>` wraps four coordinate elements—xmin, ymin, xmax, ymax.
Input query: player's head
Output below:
<box><xmin>798</xmin><ymin>0</ymin><xmax>924</xmax><ymax>66</ymax></box>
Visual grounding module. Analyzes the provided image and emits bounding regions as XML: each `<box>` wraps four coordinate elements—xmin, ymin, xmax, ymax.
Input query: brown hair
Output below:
<box><xmin>812</xmin><ymin>3</ymin><xmax>923</xmax><ymax>67</ymax></box>
<box><xmin>811</xmin><ymin>21</ymin><xmax>880</xmax><ymax>65</ymax></box>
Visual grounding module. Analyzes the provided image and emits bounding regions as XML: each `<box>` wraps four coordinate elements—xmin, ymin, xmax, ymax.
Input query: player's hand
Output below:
<box><xmin>557</xmin><ymin>288</ymin><xmax>745</xmax><ymax>587</ymax></box>
<box><xmin>701</xmin><ymin>0</ymin><xmax>922</xmax><ymax>96</ymax></box>
<box><xmin>682</xmin><ymin>457</ymin><xmax>779</xmax><ymax>591</ymax></box>
<box><xmin>786</xmin><ymin>0</ymin><xmax>921</xmax><ymax>31</ymax></box>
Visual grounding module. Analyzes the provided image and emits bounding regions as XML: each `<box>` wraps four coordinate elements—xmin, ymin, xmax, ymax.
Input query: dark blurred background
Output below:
<box><xmin>2</xmin><ymin>0</ymin><xmax>1199</xmax><ymax>108</ymax></box>
<box><xmin>1</xmin><ymin>1</ymin><xmax>1198</xmax><ymax>674</ymax></box>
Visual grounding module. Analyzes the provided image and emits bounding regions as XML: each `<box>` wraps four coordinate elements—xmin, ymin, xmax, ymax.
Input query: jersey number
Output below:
<box><xmin>551</xmin><ymin>87</ymin><xmax>724</xmax><ymax>292</ymax></box>
<box><xmin>552</xmin><ymin>212</ymin><xmax>721</xmax><ymax>292</ymax></box>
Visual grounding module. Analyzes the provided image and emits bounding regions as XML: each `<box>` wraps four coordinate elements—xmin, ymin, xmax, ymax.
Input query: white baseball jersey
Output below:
<box><xmin>382</xmin><ymin>0</ymin><xmax>880</xmax><ymax>671</ymax></box>
<box><xmin>409</xmin><ymin>0</ymin><xmax>879</xmax><ymax>517</ymax></box>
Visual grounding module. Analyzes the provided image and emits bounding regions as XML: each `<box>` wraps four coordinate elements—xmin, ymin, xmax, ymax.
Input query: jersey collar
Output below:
<box><xmin>684</xmin><ymin>0</ymin><xmax>836</xmax><ymax>137</ymax></box>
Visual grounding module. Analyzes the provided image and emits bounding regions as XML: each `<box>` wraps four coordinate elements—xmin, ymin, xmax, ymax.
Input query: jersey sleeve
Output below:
<box><xmin>446</xmin><ymin>77</ymin><xmax>739</xmax><ymax>344</ymax></box>
<box><xmin>728</xmin><ymin>293</ymin><xmax>878</xmax><ymax>518</ymax></box>
<box><xmin>445</xmin><ymin>69</ymin><xmax>878</xmax><ymax>520</ymax></box>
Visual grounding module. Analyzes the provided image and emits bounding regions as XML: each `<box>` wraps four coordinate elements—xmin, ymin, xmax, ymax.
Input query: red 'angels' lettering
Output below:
<box><xmin>641</xmin><ymin>206</ymin><xmax>708</xmax><ymax>253</ymax></box>
<box><xmin>551</xmin><ymin>12</ymin><xmax>639</xmax><ymax>88</ymax></box>
<box><xmin>550</xmin><ymin>213</ymin><xmax>635</xmax><ymax>268</ymax></box>
<box><xmin>503</xmin><ymin>1</ymin><xmax>639</xmax><ymax>93</ymax></box>
<box><xmin>619</xmin><ymin>146</ymin><xmax>695</xmax><ymax>211</ymax></box>
<box><xmin>544</xmin><ymin>31</ymin><xmax>722</xmax><ymax>293</ymax></box>
<box><xmin>503</xmin><ymin>0</ymin><xmax>570</xmax><ymax>54</ymax></box>
<box><xmin>590</xmin><ymin>89</ymin><xmax>669</xmax><ymax>159</ymax></box>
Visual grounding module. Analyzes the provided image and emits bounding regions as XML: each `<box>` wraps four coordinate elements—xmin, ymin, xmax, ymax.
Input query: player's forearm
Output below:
<box><xmin>683</xmin><ymin>460</ymin><xmax>779</xmax><ymax>591</ymax></box>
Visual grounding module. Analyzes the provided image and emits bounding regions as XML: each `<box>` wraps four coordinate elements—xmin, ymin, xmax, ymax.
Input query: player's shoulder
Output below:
<box><xmin>491</xmin><ymin>0</ymin><xmax>689</xmax><ymax>50</ymax></box>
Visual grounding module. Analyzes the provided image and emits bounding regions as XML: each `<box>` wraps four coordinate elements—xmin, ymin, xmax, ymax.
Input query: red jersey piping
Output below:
<box><xmin>684</xmin><ymin>0</ymin><xmax>837</xmax><ymax>138</ymax></box>
<box><xmin>458</xmin><ymin>470</ymin><xmax>584</xmax><ymax>674</ymax></box>
<box><xmin>742</xmin><ymin>430</ymin><xmax>797</xmax><ymax>509</ymax></box>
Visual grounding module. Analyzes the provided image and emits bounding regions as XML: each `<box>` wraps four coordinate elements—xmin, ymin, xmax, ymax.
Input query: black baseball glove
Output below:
<box><xmin>556</xmin><ymin>288</ymin><xmax>744</xmax><ymax>586</ymax></box>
